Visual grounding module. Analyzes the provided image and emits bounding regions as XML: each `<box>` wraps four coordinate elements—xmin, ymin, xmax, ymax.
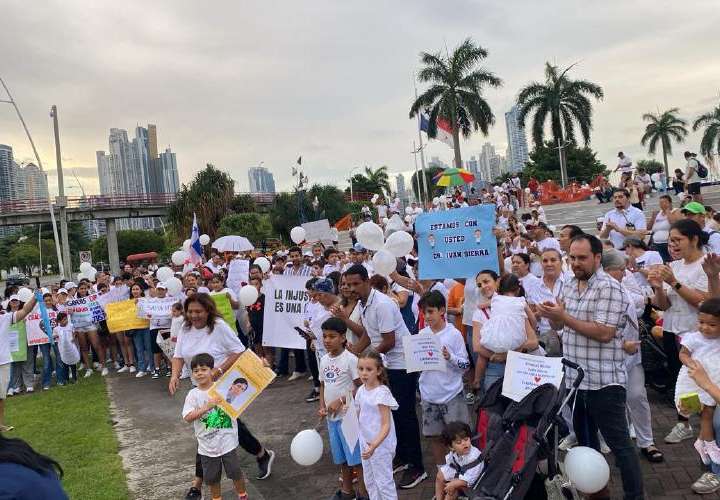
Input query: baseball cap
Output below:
<box><xmin>58</xmin><ymin>288</ymin><xmax>68</xmax><ymax>295</ymax></box>
<box><xmin>9</xmin><ymin>294</ymin><xmax>19</xmax><ymax>302</ymax></box>
<box><xmin>311</xmin><ymin>278</ymin><xmax>335</xmax><ymax>294</ymax></box>
<box><xmin>65</xmin><ymin>281</ymin><xmax>77</xmax><ymax>289</ymax></box>
<box><xmin>156</xmin><ymin>282</ymin><xmax>168</xmax><ymax>290</ymax></box>
<box><xmin>682</xmin><ymin>201</ymin><xmax>706</xmax><ymax>215</ymax></box>
<box><xmin>353</xmin><ymin>243</ymin><xmax>367</xmax><ymax>253</ymax></box>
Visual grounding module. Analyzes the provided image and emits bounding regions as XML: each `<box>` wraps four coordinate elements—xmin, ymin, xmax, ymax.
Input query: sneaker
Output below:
<box><xmin>398</xmin><ymin>468</ymin><xmax>427</xmax><ymax>489</ymax></box>
<box><xmin>184</xmin><ymin>486</ymin><xmax>202</xmax><ymax>500</ymax></box>
<box><xmin>43</xmin><ymin>386</ymin><xmax>50</xmax><ymax>391</ymax></box>
<box><xmin>256</xmin><ymin>449</ymin><xmax>275</xmax><ymax>480</ymax></box>
<box><xmin>152</xmin><ymin>369</ymin><xmax>160</xmax><ymax>379</ymax></box>
<box><xmin>287</xmin><ymin>371</ymin><xmax>304</xmax><ymax>382</ymax></box>
<box><xmin>57</xmin><ymin>382</ymin><xmax>65</xmax><ymax>387</ymax></box>
<box><xmin>305</xmin><ymin>388</ymin><xmax>320</xmax><ymax>403</ymax></box>
<box><xmin>84</xmin><ymin>369</ymin><xmax>93</xmax><ymax>378</ymax></box>
<box><xmin>93</xmin><ymin>362</ymin><xmax>100</xmax><ymax>369</ymax></box>
<box><xmin>135</xmin><ymin>371</ymin><xmax>147</xmax><ymax>378</ymax></box>
<box><xmin>559</xmin><ymin>433</ymin><xmax>577</xmax><ymax>451</ymax></box>
<box><xmin>0</xmin><ymin>424</ymin><xmax>14</xmax><ymax>432</ymax></box>
<box><xmin>25</xmin><ymin>387</ymin><xmax>34</xmax><ymax>393</ymax></box>
<box><xmin>101</xmin><ymin>367</ymin><xmax>109</xmax><ymax>377</ymax></box>
<box><xmin>6</xmin><ymin>388</ymin><xmax>14</xmax><ymax>397</ymax></box>
<box><xmin>165</xmin><ymin>369</ymin><xmax>171</xmax><ymax>378</ymax></box>
<box><xmin>664</xmin><ymin>422</ymin><xmax>694</xmax><ymax>444</ymax></box>
<box><xmin>117</xmin><ymin>366</ymin><xmax>129</xmax><ymax>373</ymax></box>
<box><xmin>692</xmin><ymin>472</ymin><xmax>720</xmax><ymax>494</ymax></box>
<box><xmin>598</xmin><ymin>432</ymin><xmax>610</xmax><ymax>454</ymax></box>
<box><xmin>392</xmin><ymin>459</ymin><xmax>409</xmax><ymax>475</ymax></box>
<box><xmin>329</xmin><ymin>490</ymin><xmax>355</xmax><ymax>500</ymax></box>
<box><xmin>129</xmin><ymin>366</ymin><xmax>137</xmax><ymax>373</ymax></box>
<box><xmin>113</xmin><ymin>361</ymin><xmax>121</xmax><ymax>370</ymax></box>
<box><xmin>464</xmin><ymin>392</ymin><xmax>475</xmax><ymax>405</ymax></box>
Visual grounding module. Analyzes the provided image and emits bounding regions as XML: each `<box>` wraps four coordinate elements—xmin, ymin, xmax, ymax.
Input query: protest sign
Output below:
<box><xmin>262</xmin><ymin>275</ymin><xmax>310</xmax><ymax>350</ymax></box>
<box><xmin>501</xmin><ymin>350</ymin><xmax>564</xmax><ymax>402</ymax></box>
<box><xmin>208</xmin><ymin>349</ymin><xmax>276</xmax><ymax>419</ymax></box>
<box><xmin>25</xmin><ymin>311</ymin><xmax>58</xmax><ymax>346</ymax></box>
<box><xmin>211</xmin><ymin>293</ymin><xmax>238</xmax><ymax>332</ymax></box>
<box><xmin>302</xmin><ymin>219</ymin><xmax>333</xmax><ymax>245</ymax></box>
<box><xmin>414</xmin><ymin>205</ymin><xmax>498</xmax><ymax>279</ymax></box>
<box><xmin>226</xmin><ymin>259</ymin><xmax>250</xmax><ymax>295</ymax></box>
<box><xmin>403</xmin><ymin>333</ymin><xmax>446</xmax><ymax>373</ymax></box>
<box><xmin>341</xmin><ymin>392</ymin><xmax>360</xmax><ymax>449</ymax></box>
<box><xmin>137</xmin><ymin>296</ymin><xmax>177</xmax><ymax>320</ymax></box>
<box><xmin>9</xmin><ymin>321</ymin><xmax>27</xmax><ymax>362</ymax></box>
<box><xmin>105</xmin><ymin>299</ymin><xmax>150</xmax><ymax>333</ymax></box>
<box><xmin>65</xmin><ymin>293</ymin><xmax>106</xmax><ymax>324</ymax></box>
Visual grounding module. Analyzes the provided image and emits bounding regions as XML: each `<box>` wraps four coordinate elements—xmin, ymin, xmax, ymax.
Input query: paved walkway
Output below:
<box><xmin>108</xmin><ymin>369</ymin><xmax>720</xmax><ymax>500</ymax></box>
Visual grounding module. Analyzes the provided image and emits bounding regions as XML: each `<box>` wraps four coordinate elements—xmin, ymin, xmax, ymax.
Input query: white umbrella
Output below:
<box><xmin>211</xmin><ymin>235</ymin><xmax>255</xmax><ymax>252</ymax></box>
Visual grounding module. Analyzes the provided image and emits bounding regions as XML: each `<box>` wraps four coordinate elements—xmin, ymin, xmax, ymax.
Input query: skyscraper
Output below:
<box><xmin>505</xmin><ymin>105</ymin><xmax>530</xmax><ymax>173</ymax></box>
<box><xmin>478</xmin><ymin>143</ymin><xmax>496</xmax><ymax>182</ymax></box>
<box><xmin>248</xmin><ymin>166</ymin><xmax>275</xmax><ymax>193</ymax></box>
<box><xmin>0</xmin><ymin>144</ymin><xmax>18</xmax><ymax>201</ymax></box>
<box><xmin>16</xmin><ymin>163</ymin><xmax>48</xmax><ymax>200</ymax></box>
<box><xmin>395</xmin><ymin>173</ymin><xmax>406</xmax><ymax>196</ymax></box>
<box><xmin>159</xmin><ymin>148</ymin><xmax>179</xmax><ymax>194</ymax></box>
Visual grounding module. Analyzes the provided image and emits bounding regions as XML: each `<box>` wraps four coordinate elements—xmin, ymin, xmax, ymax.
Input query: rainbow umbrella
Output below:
<box><xmin>432</xmin><ymin>167</ymin><xmax>475</xmax><ymax>187</ymax></box>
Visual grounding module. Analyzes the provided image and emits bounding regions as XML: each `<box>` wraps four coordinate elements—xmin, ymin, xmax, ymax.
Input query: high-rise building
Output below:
<box><xmin>478</xmin><ymin>143</ymin><xmax>495</xmax><ymax>182</ymax></box>
<box><xmin>248</xmin><ymin>166</ymin><xmax>275</xmax><ymax>193</ymax></box>
<box><xmin>465</xmin><ymin>156</ymin><xmax>478</xmax><ymax>174</ymax></box>
<box><xmin>395</xmin><ymin>173</ymin><xmax>406</xmax><ymax>196</ymax></box>
<box><xmin>0</xmin><ymin>144</ymin><xmax>19</xmax><ymax>201</ymax></box>
<box><xmin>505</xmin><ymin>105</ymin><xmax>530</xmax><ymax>173</ymax></box>
<box><xmin>16</xmin><ymin>163</ymin><xmax>48</xmax><ymax>200</ymax></box>
<box><xmin>159</xmin><ymin>148</ymin><xmax>179</xmax><ymax>194</ymax></box>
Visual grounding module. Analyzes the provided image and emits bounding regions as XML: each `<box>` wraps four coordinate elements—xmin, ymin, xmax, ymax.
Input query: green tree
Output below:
<box><xmin>218</xmin><ymin>213</ymin><xmax>273</xmax><ymax>246</ymax></box>
<box><xmin>693</xmin><ymin>102</ymin><xmax>720</xmax><ymax>158</ymax></box>
<box><xmin>410</xmin><ymin>38</ymin><xmax>502</xmax><ymax>168</ymax></box>
<box><xmin>167</xmin><ymin>164</ymin><xmax>235</xmax><ymax>241</ymax></box>
<box><xmin>640</xmin><ymin>108</ymin><xmax>688</xmax><ymax>180</ymax></box>
<box><xmin>230</xmin><ymin>194</ymin><xmax>257</xmax><ymax>213</ymax></box>
<box><xmin>523</xmin><ymin>141</ymin><xmax>607</xmax><ymax>183</ymax></box>
<box><xmin>517</xmin><ymin>63</ymin><xmax>604</xmax><ymax>150</ymax></box>
<box><xmin>268</xmin><ymin>185</ymin><xmax>351</xmax><ymax>241</ymax></box>
<box><xmin>91</xmin><ymin>230</ymin><xmax>166</xmax><ymax>263</ymax></box>
<box><xmin>410</xmin><ymin>166</ymin><xmax>444</xmax><ymax>201</ymax></box>
<box><xmin>349</xmin><ymin>166</ymin><xmax>392</xmax><ymax>198</ymax></box>
<box><xmin>7</xmin><ymin>243</ymin><xmax>40</xmax><ymax>274</ymax></box>
<box><xmin>636</xmin><ymin>159</ymin><xmax>664</xmax><ymax>174</ymax></box>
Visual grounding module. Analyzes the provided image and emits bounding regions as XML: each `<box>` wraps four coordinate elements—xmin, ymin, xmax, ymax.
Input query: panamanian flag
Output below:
<box><xmin>189</xmin><ymin>213</ymin><xmax>204</xmax><ymax>265</ymax></box>
<box><xmin>420</xmin><ymin>114</ymin><xmax>455</xmax><ymax>148</ymax></box>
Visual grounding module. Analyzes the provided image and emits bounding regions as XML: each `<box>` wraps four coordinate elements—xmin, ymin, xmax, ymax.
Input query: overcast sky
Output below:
<box><xmin>1</xmin><ymin>0</ymin><xmax>719</xmax><ymax>197</ymax></box>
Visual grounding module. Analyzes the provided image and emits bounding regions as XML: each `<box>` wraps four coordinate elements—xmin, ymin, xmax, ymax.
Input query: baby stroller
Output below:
<box><xmin>470</xmin><ymin>358</ymin><xmax>585</xmax><ymax>500</ymax></box>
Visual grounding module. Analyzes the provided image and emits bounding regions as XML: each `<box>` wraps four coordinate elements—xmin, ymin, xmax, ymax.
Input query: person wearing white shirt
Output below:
<box><xmin>344</xmin><ymin>264</ymin><xmax>427</xmax><ymax>488</ymax></box>
<box><xmin>684</xmin><ymin>151</ymin><xmax>703</xmax><ymax>202</ymax></box>
<box><xmin>681</xmin><ymin>202</ymin><xmax>720</xmax><ymax>254</ymax></box>
<box><xmin>510</xmin><ymin>253</ymin><xmax>542</xmax><ymax>299</ymax></box>
<box><xmin>623</xmin><ymin>237</ymin><xmax>663</xmax><ymax>290</ymax></box>
<box><xmin>599</xmin><ymin>189</ymin><xmax>647</xmax><ymax>250</ymax></box>
<box><xmin>614</xmin><ymin>151</ymin><xmax>634</xmax><ymax>184</ymax></box>
<box><xmin>527</xmin><ymin>249</ymin><xmax>566</xmax><ymax>356</ymax></box>
<box><xmin>526</xmin><ymin>223</ymin><xmax>561</xmax><ymax>277</ymax></box>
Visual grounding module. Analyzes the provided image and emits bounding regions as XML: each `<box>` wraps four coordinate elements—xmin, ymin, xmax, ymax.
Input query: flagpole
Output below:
<box><xmin>412</xmin><ymin>140</ymin><xmax>422</xmax><ymax>206</ymax></box>
<box><xmin>414</xmin><ymin>81</ymin><xmax>429</xmax><ymax>207</ymax></box>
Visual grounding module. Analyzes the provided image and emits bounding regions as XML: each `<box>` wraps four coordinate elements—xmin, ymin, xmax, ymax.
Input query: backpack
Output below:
<box><xmin>696</xmin><ymin>158</ymin><xmax>708</xmax><ymax>178</ymax></box>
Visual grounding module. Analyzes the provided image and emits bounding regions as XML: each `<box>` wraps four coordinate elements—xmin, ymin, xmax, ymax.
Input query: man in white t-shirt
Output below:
<box><xmin>681</xmin><ymin>202</ymin><xmax>720</xmax><ymax>253</ymax></box>
<box><xmin>614</xmin><ymin>151</ymin><xmax>633</xmax><ymax>185</ymax></box>
<box><xmin>684</xmin><ymin>151</ymin><xmax>703</xmax><ymax>202</ymax></box>
<box><xmin>0</xmin><ymin>292</ymin><xmax>37</xmax><ymax>431</ymax></box>
<box><xmin>599</xmin><ymin>189</ymin><xmax>647</xmax><ymax>249</ymax></box>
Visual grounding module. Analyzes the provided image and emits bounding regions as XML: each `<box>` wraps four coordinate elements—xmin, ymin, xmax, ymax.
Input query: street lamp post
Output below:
<box><xmin>348</xmin><ymin>166</ymin><xmax>361</xmax><ymax>201</ymax></box>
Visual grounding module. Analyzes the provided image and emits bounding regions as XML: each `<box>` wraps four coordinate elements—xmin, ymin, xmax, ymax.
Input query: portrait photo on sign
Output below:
<box><xmin>219</xmin><ymin>372</ymin><xmax>257</xmax><ymax>410</ymax></box>
<box><xmin>208</xmin><ymin>350</ymin><xmax>277</xmax><ymax>419</ymax></box>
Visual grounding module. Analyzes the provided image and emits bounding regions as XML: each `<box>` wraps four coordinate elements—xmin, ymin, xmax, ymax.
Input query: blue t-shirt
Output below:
<box><xmin>0</xmin><ymin>462</ymin><xmax>68</xmax><ymax>499</ymax></box>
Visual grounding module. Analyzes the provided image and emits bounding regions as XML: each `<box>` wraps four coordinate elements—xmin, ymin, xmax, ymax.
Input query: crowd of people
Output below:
<box><xmin>1</xmin><ymin>150</ymin><xmax>720</xmax><ymax>499</ymax></box>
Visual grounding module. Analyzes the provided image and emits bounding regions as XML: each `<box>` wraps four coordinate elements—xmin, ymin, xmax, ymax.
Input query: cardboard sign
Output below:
<box><xmin>226</xmin><ymin>259</ymin><xmax>250</xmax><ymax>296</ymax></box>
<box><xmin>105</xmin><ymin>299</ymin><xmax>150</xmax><ymax>333</ymax></box>
<box><xmin>262</xmin><ymin>275</ymin><xmax>311</xmax><ymax>349</ymax></box>
<box><xmin>302</xmin><ymin>219</ymin><xmax>333</xmax><ymax>244</ymax></box>
<box><xmin>402</xmin><ymin>332</ymin><xmax>446</xmax><ymax>373</ymax></box>
<box><xmin>341</xmin><ymin>392</ymin><xmax>360</xmax><ymax>449</ymax></box>
<box><xmin>208</xmin><ymin>350</ymin><xmax>276</xmax><ymax>419</ymax></box>
<box><xmin>25</xmin><ymin>311</ymin><xmax>58</xmax><ymax>346</ymax></box>
<box><xmin>137</xmin><ymin>296</ymin><xmax>178</xmax><ymax>319</ymax></box>
<box><xmin>415</xmin><ymin>205</ymin><xmax>499</xmax><ymax>279</ymax></box>
<box><xmin>501</xmin><ymin>350</ymin><xmax>564</xmax><ymax>402</ymax></box>
<box><xmin>66</xmin><ymin>293</ymin><xmax>106</xmax><ymax>324</ymax></box>
<box><xmin>9</xmin><ymin>320</ymin><xmax>27</xmax><ymax>361</ymax></box>
<box><xmin>211</xmin><ymin>293</ymin><xmax>238</xmax><ymax>332</ymax></box>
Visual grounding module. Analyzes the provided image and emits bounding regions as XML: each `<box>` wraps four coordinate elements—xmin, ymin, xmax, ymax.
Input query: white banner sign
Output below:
<box><xmin>302</xmin><ymin>219</ymin><xmax>333</xmax><ymax>244</ymax></box>
<box><xmin>501</xmin><ymin>350</ymin><xmax>564</xmax><ymax>402</ymax></box>
<box><xmin>262</xmin><ymin>275</ymin><xmax>311</xmax><ymax>350</ymax></box>
<box><xmin>137</xmin><ymin>297</ymin><xmax>178</xmax><ymax>319</ymax></box>
<box><xmin>65</xmin><ymin>293</ymin><xmax>106</xmax><ymax>324</ymax></box>
<box><xmin>403</xmin><ymin>333</ymin><xmax>446</xmax><ymax>373</ymax></box>
<box><xmin>226</xmin><ymin>259</ymin><xmax>250</xmax><ymax>295</ymax></box>
<box><xmin>26</xmin><ymin>311</ymin><xmax>58</xmax><ymax>346</ymax></box>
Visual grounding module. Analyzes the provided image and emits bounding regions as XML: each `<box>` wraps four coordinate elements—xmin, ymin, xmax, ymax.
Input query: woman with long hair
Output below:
<box><xmin>649</xmin><ymin>194</ymin><xmax>673</xmax><ymax>262</ymax></box>
<box><xmin>0</xmin><ymin>433</ymin><xmax>67</xmax><ymax>498</ymax></box>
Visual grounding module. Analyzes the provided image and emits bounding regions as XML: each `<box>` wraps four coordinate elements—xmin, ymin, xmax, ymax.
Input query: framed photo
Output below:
<box><xmin>208</xmin><ymin>350</ymin><xmax>276</xmax><ymax>419</ymax></box>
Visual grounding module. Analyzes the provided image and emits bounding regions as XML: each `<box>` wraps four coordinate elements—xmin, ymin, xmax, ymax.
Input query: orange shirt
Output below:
<box><xmin>447</xmin><ymin>282</ymin><xmax>465</xmax><ymax>335</ymax></box>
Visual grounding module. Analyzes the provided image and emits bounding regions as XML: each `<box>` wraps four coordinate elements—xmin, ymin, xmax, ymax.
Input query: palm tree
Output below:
<box><xmin>693</xmin><ymin>103</ymin><xmax>720</xmax><ymax>159</ymax></box>
<box><xmin>517</xmin><ymin>63</ymin><xmax>604</xmax><ymax>150</ymax></box>
<box><xmin>640</xmin><ymin>108</ymin><xmax>688</xmax><ymax>181</ymax></box>
<box><xmin>363</xmin><ymin>165</ymin><xmax>392</xmax><ymax>196</ymax></box>
<box><xmin>410</xmin><ymin>38</ymin><xmax>502</xmax><ymax>168</ymax></box>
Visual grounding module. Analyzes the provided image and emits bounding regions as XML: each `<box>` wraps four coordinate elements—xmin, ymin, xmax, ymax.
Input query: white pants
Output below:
<box><xmin>626</xmin><ymin>364</ymin><xmax>654</xmax><ymax>448</ymax></box>
<box><xmin>362</xmin><ymin>448</ymin><xmax>397</xmax><ymax>500</ymax></box>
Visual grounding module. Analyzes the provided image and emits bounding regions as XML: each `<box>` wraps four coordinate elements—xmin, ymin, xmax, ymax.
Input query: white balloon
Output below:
<box><xmin>199</xmin><ymin>234</ymin><xmax>210</xmax><ymax>246</ymax></box>
<box><xmin>355</xmin><ymin>221</ymin><xmax>385</xmax><ymax>251</ymax></box>
<box><xmin>384</xmin><ymin>230</ymin><xmax>414</xmax><ymax>258</ymax></box>
<box><xmin>165</xmin><ymin>277</ymin><xmax>183</xmax><ymax>296</ymax></box>
<box><xmin>254</xmin><ymin>256</ymin><xmax>271</xmax><ymax>274</ymax></box>
<box><xmin>564</xmin><ymin>446</ymin><xmax>610</xmax><ymax>494</ymax></box>
<box><xmin>83</xmin><ymin>267</ymin><xmax>98</xmax><ymax>281</ymax></box>
<box><xmin>372</xmin><ymin>249</ymin><xmax>397</xmax><ymax>276</ymax></box>
<box><xmin>405</xmin><ymin>206</ymin><xmax>413</xmax><ymax>215</ymax></box>
<box><xmin>371</xmin><ymin>194</ymin><xmax>379</xmax><ymax>203</ymax></box>
<box><xmin>239</xmin><ymin>285</ymin><xmax>259</xmax><ymax>306</ymax></box>
<box><xmin>79</xmin><ymin>262</ymin><xmax>92</xmax><ymax>272</ymax></box>
<box><xmin>182</xmin><ymin>239</ymin><xmax>192</xmax><ymax>251</ymax></box>
<box><xmin>172</xmin><ymin>250</ymin><xmax>189</xmax><ymax>266</ymax></box>
<box><xmin>290</xmin><ymin>226</ymin><xmax>306</xmax><ymax>244</ymax></box>
<box><xmin>432</xmin><ymin>197</ymin><xmax>439</xmax><ymax>205</ymax></box>
<box><xmin>524</xmin><ymin>187</ymin><xmax>531</xmax><ymax>193</ymax></box>
<box><xmin>156</xmin><ymin>266</ymin><xmax>174</xmax><ymax>282</ymax></box>
<box><xmin>290</xmin><ymin>429</ymin><xmax>324</xmax><ymax>466</ymax></box>
<box><xmin>17</xmin><ymin>287</ymin><xmax>34</xmax><ymax>303</ymax></box>
<box><xmin>381</xmin><ymin>217</ymin><xmax>389</xmax><ymax>226</ymax></box>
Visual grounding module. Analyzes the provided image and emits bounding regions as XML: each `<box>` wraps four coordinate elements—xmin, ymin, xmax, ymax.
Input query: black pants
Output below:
<box><xmin>195</xmin><ymin>418</ymin><xmax>262</xmax><ymax>478</ymax></box>
<box><xmin>277</xmin><ymin>348</ymin><xmax>307</xmax><ymax>375</ymax></box>
<box><xmin>307</xmin><ymin>340</ymin><xmax>320</xmax><ymax>389</ymax></box>
<box><xmin>663</xmin><ymin>330</ymin><xmax>688</xmax><ymax>422</ymax></box>
<box><xmin>386</xmin><ymin>369</ymin><xmax>424</xmax><ymax>471</ymax></box>
<box><xmin>573</xmin><ymin>385</ymin><xmax>644</xmax><ymax>500</ymax></box>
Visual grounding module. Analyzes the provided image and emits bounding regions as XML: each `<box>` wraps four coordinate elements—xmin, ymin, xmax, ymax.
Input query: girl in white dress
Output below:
<box><xmin>355</xmin><ymin>351</ymin><xmax>399</xmax><ymax>500</ymax></box>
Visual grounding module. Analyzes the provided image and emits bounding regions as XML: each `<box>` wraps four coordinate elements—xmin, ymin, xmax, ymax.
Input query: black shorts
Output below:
<box><xmin>200</xmin><ymin>448</ymin><xmax>243</xmax><ymax>484</ymax></box>
<box><xmin>687</xmin><ymin>182</ymin><xmax>701</xmax><ymax>195</ymax></box>
<box><xmin>149</xmin><ymin>329</ymin><xmax>162</xmax><ymax>354</ymax></box>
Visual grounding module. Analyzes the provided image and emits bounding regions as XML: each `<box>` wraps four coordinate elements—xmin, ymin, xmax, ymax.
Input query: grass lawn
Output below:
<box><xmin>5</xmin><ymin>376</ymin><xmax>129</xmax><ymax>500</ymax></box>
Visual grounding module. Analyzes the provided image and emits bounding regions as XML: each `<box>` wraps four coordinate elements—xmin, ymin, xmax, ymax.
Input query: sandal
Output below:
<box><xmin>0</xmin><ymin>425</ymin><xmax>14</xmax><ymax>432</ymax></box>
<box><xmin>641</xmin><ymin>445</ymin><xmax>664</xmax><ymax>463</ymax></box>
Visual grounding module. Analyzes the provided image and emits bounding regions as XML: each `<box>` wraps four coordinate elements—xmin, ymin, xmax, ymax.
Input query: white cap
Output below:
<box><xmin>9</xmin><ymin>294</ymin><xmax>19</xmax><ymax>302</ymax></box>
<box><xmin>65</xmin><ymin>282</ymin><xmax>77</xmax><ymax>289</ymax></box>
<box><xmin>41</xmin><ymin>287</ymin><xmax>49</xmax><ymax>295</ymax></box>
<box><xmin>58</xmin><ymin>288</ymin><xmax>68</xmax><ymax>295</ymax></box>
<box><xmin>156</xmin><ymin>282</ymin><xmax>168</xmax><ymax>290</ymax></box>
<box><xmin>198</xmin><ymin>286</ymin><xmax>210</xmax><ymax>294</ymax></box>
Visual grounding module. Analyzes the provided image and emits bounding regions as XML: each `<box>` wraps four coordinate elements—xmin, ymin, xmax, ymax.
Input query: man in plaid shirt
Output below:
<box><xmin>537</xmin><ymin>234</ymin><xmax>643</xmax><ymax>500</ymax></box>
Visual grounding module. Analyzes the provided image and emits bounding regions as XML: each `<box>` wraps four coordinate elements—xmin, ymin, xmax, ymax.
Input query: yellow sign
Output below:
<box><xmin>105</xmin><ymin>299</ymin><xmax>150</xmax><ymax>333</ymax></box>
<box><xmin>208</xmin><ymin>350</ymin><xmax>276</xmax><ymax>419</ymax></box>
<box><xmin>211</xmin><ymin>293</ymin><xmax>237</xmax><ymax>332</ymax></box>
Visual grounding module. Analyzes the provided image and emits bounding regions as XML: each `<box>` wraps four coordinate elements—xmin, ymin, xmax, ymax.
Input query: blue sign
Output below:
<box><xmin>415</xmin><ymin>205</ymin><xmax>498</xmax><ymax>279</ymax></box>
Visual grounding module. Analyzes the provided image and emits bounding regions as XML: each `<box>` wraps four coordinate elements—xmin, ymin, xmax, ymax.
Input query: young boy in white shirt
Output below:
<box><xmin>435</xmin><ymin>421</ymin><xmax>483</xmax><ymax>500</ymax></box>
<box><xmin>417</xmin><ymin>290</ymin><xmax>471</xmax><ymax>467</ymax></box>
<box><xmin>182</xmin><ymin>353</ymin><xmax>248</xmax><ymax>500</ymax></box>
<box><xmin>318</xmin><ymin>317</ymin><xmax>367</xmax><ymax>500</ymax></box>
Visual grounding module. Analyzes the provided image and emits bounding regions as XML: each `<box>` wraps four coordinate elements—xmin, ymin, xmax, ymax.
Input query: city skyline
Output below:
<box><xmin>1</xmin><ymin>1</ymin><xmax>718</xmax><ymax>197</ymax></box>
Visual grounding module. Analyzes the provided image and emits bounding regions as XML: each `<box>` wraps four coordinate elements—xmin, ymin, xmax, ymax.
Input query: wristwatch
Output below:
<box><xmin>673</xmin><ymin>282</ymin><xmax>682</xmax><ymax>291</ymax></box>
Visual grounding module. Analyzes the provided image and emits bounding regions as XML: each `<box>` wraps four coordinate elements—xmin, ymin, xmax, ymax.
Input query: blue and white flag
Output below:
<box><xmin>189</xmin><ymin>213</ymin><xmax>204</xmax><ymax>265</ymax></box>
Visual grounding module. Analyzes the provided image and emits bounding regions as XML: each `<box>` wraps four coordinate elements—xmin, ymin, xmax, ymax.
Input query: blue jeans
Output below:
<box><xmin>709</xmin><ymin>407</ymin><xmax>720</xmax><ymax>475</ymax></box>
<box><xmin>131</xmin><ymin>329</ymin><xmax>154</xmax><ymax>372</ymax></box>
<box><xmin>39</xmin><ymin>343</ymin><xmax>66</xmax><ymax>387</ymax></box>
<box><xmin>483</xmin><ymin>362</ymin><xmax>505</xmax><ymax>391</ymax></box>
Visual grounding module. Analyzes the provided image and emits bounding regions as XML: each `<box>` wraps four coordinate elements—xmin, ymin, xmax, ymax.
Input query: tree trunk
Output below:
<box><xmin>661</xmin><ymin>140</ymin><xmax>670</xmax><ymax>185</ymax></box>
<box><xmin>452</xmin><ymin>125</ymin><xmax>462</xmax><ymax>169</ymax></box>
